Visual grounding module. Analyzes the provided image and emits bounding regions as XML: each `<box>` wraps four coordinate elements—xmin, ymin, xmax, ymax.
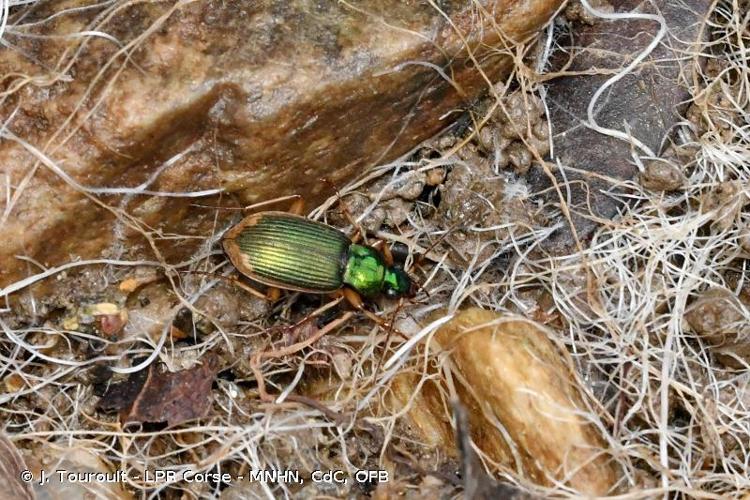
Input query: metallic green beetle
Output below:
<box><xmin>223</xmin><ymin>211</ymin><xmax>416</xmax><ymax>300</ymax></box>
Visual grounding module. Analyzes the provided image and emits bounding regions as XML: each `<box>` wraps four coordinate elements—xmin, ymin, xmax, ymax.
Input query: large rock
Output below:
<box><xmin>0</xmin><ymin>0</ymin><xmax>561</xmax><ymax>297</ymax></box>
<box><xmin>526</xmin><ymin>0</ymin><xmax>711</xmax><ymax>251</ymax></box>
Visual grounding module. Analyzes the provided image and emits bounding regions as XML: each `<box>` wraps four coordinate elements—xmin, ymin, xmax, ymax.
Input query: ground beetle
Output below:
<box><xmin>222</xmin><ymin>197</ymin><xmax>417</xmax><ymax>313</ymax></box>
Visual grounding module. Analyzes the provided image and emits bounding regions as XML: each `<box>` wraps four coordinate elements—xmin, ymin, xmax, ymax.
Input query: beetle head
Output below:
<box><xmin>383</xmin><ymin>266</ymin><xmax>416</xmax><ymax>299</ymax></box>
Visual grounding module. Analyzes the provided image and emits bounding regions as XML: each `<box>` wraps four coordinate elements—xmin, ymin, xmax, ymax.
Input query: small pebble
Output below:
<box><xmin>640</xmin><ymin>160</ymin><xmax>687</xmax><ymax>191</ymax></box>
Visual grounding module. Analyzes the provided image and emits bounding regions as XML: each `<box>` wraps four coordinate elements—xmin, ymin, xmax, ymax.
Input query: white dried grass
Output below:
<box><xmin>511</xmin><ymin>0</ymin><xmax>750</xmax><ymax>496</ymax></box>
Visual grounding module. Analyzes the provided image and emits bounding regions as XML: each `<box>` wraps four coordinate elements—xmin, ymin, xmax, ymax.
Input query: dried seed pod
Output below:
<box><xmin>368</xmin><ymin>171</ymin><xmax>427</xmax><ymax>201</ymax></box>
<box><xmin>392</xmin><ymin>309</ymin><xmax>619</xmax><ymax>495</ymax></box>
<box><xmin>640</xmin><ymin>160</ymin><xmax>687</xmax><ymax>191</ymax></box>
<box><xmin>685</xmin><ymin>288</ymin><xmax>750</xmax><ymax>368</ymax></box>
<box><xmin>507</xmin><ymin>142</ymin><xmax>532</xmax><ymax>174</ymax></box>
<box><xmin>703</xmin><ymin>181</ymin><xmax>748</xmax><ymax>232</ymax></box>
<box><xmin>527</xmin><ymin>141</ymin><xmax>548</xmax><ymax>162</ymax></box>
<box><xmin>477</xmin><ymin>126</ymin><xmax>496</xmax><ymax>151</ymax></box>
<box><xmin>495</xmin><ymin>92</ymin><xmax>544</xmax><ymax>131</ymax></box>
<box><xmin>425</xmin><ymin>167</ymin><xmax>446</xmax><ymax>187</ymax></box>
<box><xmin>531</xmin><ymin>119</ymin><xmax>550</xmax><ymax>142</ymax></box>
<box><xmin>381</xmin><ymin>198</ymin><xmax>413</xmax><ymax>227</ymax></box>
<box><xmin>436</xmin><ymin>135</ymin><xmax>457</xmax><ymax>149</ymax></box>
<box><xmin>564</xmin><ymin>0</ymin><xmax>615</xmax><ymax>24</ymax></box>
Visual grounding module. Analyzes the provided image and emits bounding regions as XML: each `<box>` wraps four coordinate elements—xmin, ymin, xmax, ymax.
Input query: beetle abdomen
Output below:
<box><xmin>223</xmin><ymin>212</ymin><xmax>350</xmax><ymax>293</ymax></box>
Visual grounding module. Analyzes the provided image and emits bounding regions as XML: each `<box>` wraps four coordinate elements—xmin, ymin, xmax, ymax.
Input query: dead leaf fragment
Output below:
<box><xmin>97</xmin><ymin>366</ymin><xmax>150</xmax><ymax>414</ymax></box>
<box><xmin>98</xmin><ymin>356</ymin><xmax>220</xmax><ymax>426</ymax></box>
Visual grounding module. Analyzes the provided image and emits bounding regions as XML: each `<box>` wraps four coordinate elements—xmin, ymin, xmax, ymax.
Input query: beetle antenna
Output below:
<box><xmin>320</xmin><ymin>177</ymin><xmax>367</xmax><ymax>242</ymax></box>
<box><xmin>411</xmin><ymin>220</ymin><xmax>463</xmax><ymax>269</ymax></box>
<box><xmin>410</xmin><ymin>273</ymin><xmax>431</xmax><ymax>300</ymax></box>
<box><xmin>190</xmin><ymin>194</ymin><xmax>303</xmax><ymax>214</ymax></box>
<box><xmin>374</xmin><ymin>297</ymin><xmax>406</xmax><ymax>377</ymax></box>
<box><xmin>190</xmin><ymin>204</ymin><xmax>245</xmax><ymax>211</ymax></box>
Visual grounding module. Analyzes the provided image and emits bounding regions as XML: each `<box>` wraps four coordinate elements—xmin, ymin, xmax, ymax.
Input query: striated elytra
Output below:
<box><xmin>223</xmin><ymin>212</ymin><xmax>415</xmax><ymax>299</ymax></box>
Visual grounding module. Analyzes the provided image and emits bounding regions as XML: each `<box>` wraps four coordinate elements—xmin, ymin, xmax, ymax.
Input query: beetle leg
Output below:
<box><xmin>376</xmin><ymin>240</ymin><xmax>394</xmax><ymax>266</ymax></box>
<box><xmin>320</xmin><ymin>177</ymin><xmax>367</xmax><ymax>242</ymax></box>
<box><xmin>288</xmin><ymin>195</ymin><xmax>305</xmax><ymax>216</ymax></box>
<box><xmin>214</xmin><ymin>271</ymin><xmax>281</xmax><ymax>302</ymax></box>
<box><xmin>207</xmin><ymin>270</ymin><xmax>283</xmax><ymax>303</ymax></box>
<box><xmin>340</xmin><ymin>289</ymin><xmax>409</xmax><ymax>376</ymax></box>
<box><xmin>374</xmin><ymin>297</ymin><xmax>405</xmax><ymax>375</ymax></box>
<box><xmin>366</xmin><ymin>239</ymin><xmax>397</xmax><ymax>267</ymax></box>
<box><xmin>226</xmin><ymin>276</ymin><xmax>268</xmax><ymax>300</ymax></box>
<box><xmin>252</xmin><ymin>306</ymin><xmax>353</xmax><ymax>403</ymax></box>
<box><xmin>183</xmin><ymin>269</ymin><xmax>278</xmax><ymax>302</ymax></box>
<box><xmin>262</xmin><ymin>308</ymin><xmax>351</xmax><ymax>360</ymax></box>
<box><xmin>266</xmin><ymin>287</ymin><xmax>282</xmax><ymax>302</ymax></box>
<box><xmin>341</xmin><ymin>287</ymin><xmax>364</xmax><ymax>311</ymax></box>
<box><xmin>341</xmin><ymin>288</ymin><xmax>392</xmax><ymax>329</ymax></box>
<box><xmin>350</xmin><ymin>227</ymin><xmax>362</xmax><ymax>244</ymax></box>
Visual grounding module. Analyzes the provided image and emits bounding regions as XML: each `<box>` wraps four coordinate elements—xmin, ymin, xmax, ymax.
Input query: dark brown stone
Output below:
<box><xmin>0</xmin><ymin>0</ymin><xmax>561</xmax><ymax>298</ymax></box>
<box><xmin>526</xmin><ymin>0</ymin><xmax>711</xmax><ymax>251</ymax></box>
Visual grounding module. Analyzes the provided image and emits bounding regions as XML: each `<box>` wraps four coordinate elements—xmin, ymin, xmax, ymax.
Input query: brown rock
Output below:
<box><xmin>0</xmin><ymin>0</ymin><xmax>561</xmax><ymax>298</ymax></box>
<box><xmin>527</xmin><ymin>0</ymin><xmax>711</xmax><ymax>251</ymax></box>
